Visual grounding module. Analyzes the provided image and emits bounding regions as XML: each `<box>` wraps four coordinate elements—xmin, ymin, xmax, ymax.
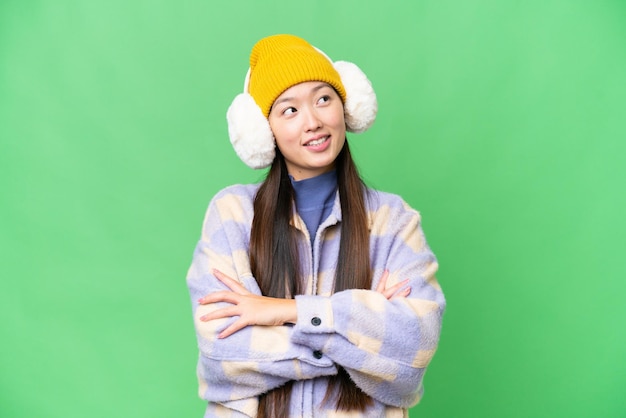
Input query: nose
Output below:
<box><xmin>303</xmin><ymin>106</ymin><xmax>322</xmax><ymax>131</ymax></box>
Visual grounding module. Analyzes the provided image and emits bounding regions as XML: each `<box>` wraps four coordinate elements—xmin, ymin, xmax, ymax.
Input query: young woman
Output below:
<box><xmin>187</xmin><ymin>34</ymin><xmax>445</xmax><ymax>417</ymax></box>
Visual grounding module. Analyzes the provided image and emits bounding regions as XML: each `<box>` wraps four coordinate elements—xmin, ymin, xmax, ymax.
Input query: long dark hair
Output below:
<box><xmin>250</xmin><ymin>142</ymin><xmax>373</xmax><ymax>417</ymax></box>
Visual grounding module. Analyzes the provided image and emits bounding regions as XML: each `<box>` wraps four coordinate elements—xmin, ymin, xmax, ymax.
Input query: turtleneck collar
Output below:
<box><xmin>290</xmin><ymin>170</ymin><xmax>338</xmax><ymax>243</ymax></box>
<box><xmin>290</xmin><ymin>169</ymin><xmax>337</xmax><ymax>210</ymax></box>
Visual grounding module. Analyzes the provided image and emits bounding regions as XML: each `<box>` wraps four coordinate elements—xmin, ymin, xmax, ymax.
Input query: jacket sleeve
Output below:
<box><xmin>290</xmin><ymin>197</ymin><xmax>446</xmax><ymax>408</ymax></box>
<box><xmin>186</xmin><ymin>188</ymin><xmax>338</xmax><ymax>406</ymax></box>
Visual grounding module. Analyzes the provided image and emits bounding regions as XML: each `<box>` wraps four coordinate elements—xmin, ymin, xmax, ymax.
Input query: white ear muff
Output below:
<box><xmin>226</xmin><ymin>67</ymin><xmax>275</xmax><ymax>169</ymax></box>
<box><xmin>333</xmin><ymin>60</ymin><xmax>378</xmax><ymax>133</ymax></box>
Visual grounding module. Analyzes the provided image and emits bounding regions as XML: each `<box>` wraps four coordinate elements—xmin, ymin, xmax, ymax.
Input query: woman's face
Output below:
<box><xmin>268</xmin><ymin>81</ymin><xmax>346</xmax><ymax>181</ymax></box>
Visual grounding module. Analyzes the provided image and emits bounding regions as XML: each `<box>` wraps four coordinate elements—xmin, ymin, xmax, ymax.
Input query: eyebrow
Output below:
<box><xmin>272</xmin><ymin>83</ymin><xmax>331</xmax><ymax>107</ymax></box>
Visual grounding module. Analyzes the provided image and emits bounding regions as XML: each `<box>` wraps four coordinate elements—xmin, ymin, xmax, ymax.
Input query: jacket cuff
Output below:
<box><xmin>291</xmin><ymin>295</ymin><xmax>334</xmax><ymax>354</ymax></box>
<box><xmin>294</xmin><ymin>295</ymin><xmax>335</xmax><ymax>333</ymax></box>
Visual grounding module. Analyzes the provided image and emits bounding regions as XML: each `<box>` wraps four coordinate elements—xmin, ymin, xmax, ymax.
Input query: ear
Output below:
<box><xmin>334</xmin><ymin>60</ymin><xmax>378</xmax><ymax>133</ymax></box>
<box><xmin>226</xmin><ymin>93</ymin><xmax>275</xmax><ymax>169</ymax></box>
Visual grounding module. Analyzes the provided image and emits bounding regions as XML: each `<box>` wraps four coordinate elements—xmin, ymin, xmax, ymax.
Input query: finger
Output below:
<box><xmin>375</xmin><ymin>270</ymin><xmax>390</xmax><ymax>294</ymax></box>
<box><xmin>213</xmin><ymin>269</ymin><xmax>250</xmax><ymax>295</ymax></box>
<box><xmin>200</xmin><ymin>305</ymin><xmax>241</xmax><ymax>322</ymax></box>
<box><xmin>381</xmin><ymin>279</ymin><xmax>409</xmax><ymax>299</ymax></box>
<box><xmin>218</xmin><ymin>319</ymin><xmax>249</xmax><ymax>339</ymax></box>
<box><xmin>392</xmin><ymin>286</ymin><xmax>411</xmax><ymax>299</ymax></box>
<box><xmin>199</xmin><ymin>290</ymin><xmax>241</xmax><ymax>305</ymax></box>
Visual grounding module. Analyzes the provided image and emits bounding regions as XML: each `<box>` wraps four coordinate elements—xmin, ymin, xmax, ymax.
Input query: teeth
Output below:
<box><xmin>307</xmin><ymin>137</ymin><xmax>327</xmax><ymax>146</ymax></box>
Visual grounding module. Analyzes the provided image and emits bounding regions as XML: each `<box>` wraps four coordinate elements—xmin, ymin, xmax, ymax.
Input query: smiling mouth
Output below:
<box><xmin>305</xmin><ymin>136</ymin><xmax>329</xmax><ymax>146</ymax></box>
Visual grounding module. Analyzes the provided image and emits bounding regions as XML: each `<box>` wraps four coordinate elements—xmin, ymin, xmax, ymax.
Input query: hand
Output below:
<box><xmin>198</xmin><ymin>269</ymin><xmax>297</xmax><ymax>339</ymax></box>
<box><xmin>375</xmin><ymin>270</ymin><xmax>411</xmax><ymax>299</ymax></box>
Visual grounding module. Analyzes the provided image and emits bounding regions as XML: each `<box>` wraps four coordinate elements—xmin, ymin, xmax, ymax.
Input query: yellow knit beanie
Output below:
<box><xmin>248</xmin><ymin>34</ymin><xmax>347</xmax><ymax>117</ymax></box>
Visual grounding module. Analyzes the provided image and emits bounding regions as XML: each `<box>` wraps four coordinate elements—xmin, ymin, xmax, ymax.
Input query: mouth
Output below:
<box><xmin>304</xmin><ymin>135</ymin><xmax>330</xmax><ymax>147</ymax></box>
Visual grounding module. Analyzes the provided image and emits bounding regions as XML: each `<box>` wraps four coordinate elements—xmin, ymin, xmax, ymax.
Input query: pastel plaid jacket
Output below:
<box><xmin>186</xmin><ymin>183</ymin><xmax>445</xmax><ymax>417</ymax></box>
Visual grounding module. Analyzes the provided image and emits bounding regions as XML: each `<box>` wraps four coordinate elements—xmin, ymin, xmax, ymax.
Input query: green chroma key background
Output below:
<box><xmin>1</xmin><ymin>1</ymin><xmax>624</xmax><ymax>417</ymax></box>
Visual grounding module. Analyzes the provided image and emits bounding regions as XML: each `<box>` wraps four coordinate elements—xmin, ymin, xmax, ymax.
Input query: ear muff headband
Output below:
<box><xmin>227</xmin><ymin>47</ymin><xmax>377</xmax><ymax>169</ymax></box>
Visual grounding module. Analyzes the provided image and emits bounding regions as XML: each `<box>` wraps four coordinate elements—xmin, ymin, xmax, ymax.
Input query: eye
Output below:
<box><xmin>317</xmin><ymin>95</ymin><xmax>331</xmax><ymax>105</ymax></box>
<box><xmin>283</xmin><ymin>106</ymin><xmax>297</xmax><ymax>116</ymax></box>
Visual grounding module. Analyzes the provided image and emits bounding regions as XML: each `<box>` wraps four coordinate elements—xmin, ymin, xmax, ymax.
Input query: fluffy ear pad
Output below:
<box><xmin>226</xmin><ymin>93</ymin><xmax>275</xmax><ymax>169</ymax></box>
<box><xmin>226</xmin><ymin>61</ymin><xmax>377</xmax><ymax>169</ymax></box>
<box><xmin>334</xmin><ymin>61</ymin><xmax>378</xmax><ymax>133</ymax></box>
